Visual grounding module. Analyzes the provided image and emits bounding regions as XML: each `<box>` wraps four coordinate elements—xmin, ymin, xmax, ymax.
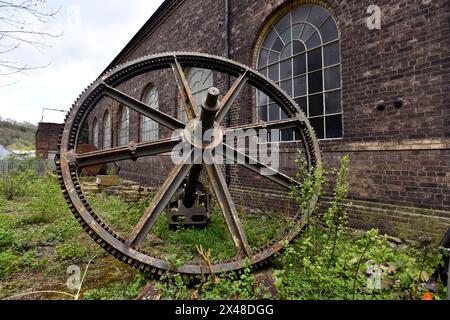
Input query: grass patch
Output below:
<box><xmin>0</xmin><ymin>173</ymin><xmax>129</xmax><ymax>300</ymax></box>
<box><xmin>89</xmin><ymin>196</ymin><xmax>289</xmax><ymax>263</ymax></box>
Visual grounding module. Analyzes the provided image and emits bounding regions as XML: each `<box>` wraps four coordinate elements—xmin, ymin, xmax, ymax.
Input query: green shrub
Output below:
<box><xmin>0</xmin><ymin>228</ymin><xmax>15</xmax><ymax>249</ymax></box>
<box><xmin>275</xmin><ymin>154</ymin><xmax>445</xmax><ymax>300</ymax></box>
<box><xmin>0</xmin><ymin>168</ymin><xmax>38</xmax><ymax>200</ymax></box>
<box><xmin>56</xmin><ymin>242</ymin><xmax>87</xmax><ymax>261</ymax></box>
<box><xmin>0</xmin><ymin>250</ymin><xmax>21</xmax><ymax>276</ymax></box>
<box><xmin>0</xmin><ymin>249</ymin><xmax>40</xmax><ymax>277</ymax></box>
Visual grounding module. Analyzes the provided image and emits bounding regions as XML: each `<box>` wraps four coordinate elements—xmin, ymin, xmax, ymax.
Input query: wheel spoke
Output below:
<box><xmin>220</xmin><ymin>143</ymin><xmax>300</xmax><ymax>190</ymax></box>
<box><xmin>216</xmin><ymin>73</ymin><xmax>248</xmax><ymax>123</ymax></box>
<box><xmin>171</xmin><ymin>57</ymin><xmax>197</xmax><ymax>120</ymax></box>
<box><xmin>205</xmin><ymin>163</ymin><xmax>252</xmax><ymax>257</ymax></box>
<box><xmin>102</xmin><ymin>83</ymin><xmax>184</xmax><ymax>130</ymax></box>
<box><xmin>74</xmin><ymin>137</ymin><xmax>181</xmax><ymax>168</ymax></box>
<box><xmin>226</xmin><ymin>116</ymin><xmax>304</xmax><ymax>134</ymax></box>
<box><xmin>126</xmin><ymin>149</ymin><xmax>197</xmax><ymax>248</ymax></box>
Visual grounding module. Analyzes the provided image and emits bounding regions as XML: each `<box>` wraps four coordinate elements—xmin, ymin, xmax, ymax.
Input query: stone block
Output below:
<box><xmin>96</xmin><ymin>175</ymin><xmax>120</xmax><ymax>187</ymax></box>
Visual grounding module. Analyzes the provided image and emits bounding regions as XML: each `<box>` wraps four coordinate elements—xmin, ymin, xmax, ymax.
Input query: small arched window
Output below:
<box><xmin>256</xmin><ymin>4</ymin><xmax>342</xmax><ymax>140</ymax></box>
<box><xmin>92</xmin><ymin>118</ymin><xmax>99</xmax><ymax>148</ymax></box>
<box><xmin>178</xmin><ymin>68</ymin><xmax>213</xmax><ymax>123</ymax></box>
<box><xmin>118</xmin><ymin>107</ymin><xmax>129</xmax><ymax>146</ymax></box>
<box><xmin>141</xmin><ymin>86</ymin><xmax>159</xmax><ymax>141</ymax></box>
<box><xmin>103</xmin><ymin>110</ymin><xmax>112</xmax><ymax>149</ymax></box>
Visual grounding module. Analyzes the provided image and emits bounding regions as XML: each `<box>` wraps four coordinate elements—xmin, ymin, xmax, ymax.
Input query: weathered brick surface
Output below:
<box><xmin>81</xmin><ymin>0</ymin><xmax>450</xmax><ymax>240</ymax></box>
<box><xmin>36</xmin><ymin>123</ymin><xmax>64</xmax><ymax>159</ymax></box>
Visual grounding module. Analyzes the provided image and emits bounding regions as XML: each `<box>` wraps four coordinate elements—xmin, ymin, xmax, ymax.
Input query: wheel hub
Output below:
<box><xmin>182</xmin><ymin>120</ymin><xmax>225</xmax><ymax>151</ymax></box>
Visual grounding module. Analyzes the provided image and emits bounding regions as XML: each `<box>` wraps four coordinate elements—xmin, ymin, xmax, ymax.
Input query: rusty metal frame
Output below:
<box><xmin>56</xmin><ymin>52</ymin><xmax>322</xmax><ymax>276</ymax></box>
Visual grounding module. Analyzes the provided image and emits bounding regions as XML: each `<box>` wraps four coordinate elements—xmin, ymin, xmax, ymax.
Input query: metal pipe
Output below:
<box><xmin>224</xmin><ymin>0</ymin><xmax>232</xmax><ymax>185</ymax></box>
<box><xmin>224</xmin><ymin>0</ymin><xmax>230</xmax><ymax>62</ymax></box>
<box><xmin>183</xmin><ymin>88</ymin><xmax>220</xmax><ymax>208</ymax></box>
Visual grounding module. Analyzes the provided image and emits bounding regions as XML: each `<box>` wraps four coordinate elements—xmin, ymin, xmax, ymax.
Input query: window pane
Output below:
<box><xmin>280</xmin><ymin>29</ymin><xmax>291</xmax><ymax>44</ymax></box>
<box><xmin>295</xmin><ymin>97</ymin><xmax>307</xmax><ymax>114</ymax></box>
<box><xmin>292</xmin><ymin>5</ymin><xmax>311</xmax><ymax>23</ymax></box>
<box><xmin>307</xmin><ymin>5</ymin><xmax>330</xmax><ymax>28</ymax></box>
<box><xmin>258</xmin><ymin>49</ymin><xmax>270</xmax><ymax>68</ymax></box>
<box><xmin>308</xmin><ymin>71</ymin><xmax>323</xmax><ymax>93</ymax></box>
<box><xmin>268</xmin><ymin>51</ymin><xmax>280</xmax><ymax>64</ymax></box>
<box><xmin>274</xmin><ymin>13</ymin><xmax>291</xmax><ymax>34</ymax></box>
<box><xmin>309</xmin><ymin>117</ymin><xmax>325</xmax><ymax>139</ymax></box>
<box><xmin>103</xmin><ymin>111</ymin><xmax>111</xmax><ymax>149</ymax></box>
<box><xmin>280</xmin><ymin>59</ymin><xmax>292</xmax><ymax>80</ymax></box>
<box><xmin>294</xmin><ymin>75</ymin><xmax>306</xmax><ymax>97</ymax></box>
<box><xmin>326</xmin><ymin>115</ymin><xmax>342</xmax><ymax>138</ymax></box>
<box><xmin>306</xmin><ymin>32</ymin><xmax>321</xmax><ymax>49</ymax></box>
<box><xmin>307</xmin><ymin>47</ymin><xmax>322</xmax><ymax>72</ymax></box>
<box><xmin>141</xmin><ymin>86</ymin><xmax>159</xmax><ymax>142</ymax></box>
<box><xmin>281</xmin><ymin>79</ymin><xmax>293</xmax><ymax>96</ymax></box>
<box><xmin>291</xmin><ymin>24</ymin><xmax>304</xmax><ymax>40</ymax></box>
<box><xmin>268</xmin><ymin>64</ymin><xmax>279</xmax><ymax>82</ymax></box>
<box><xmin>292</xmin><ymin>40</ymin><xmax>306</xmax><ymax>55</ymax></box>
<box><xmin>323</xmin><ymin>42</ymin><xmax>340</xmax><ymax>66</ymax></box>
<box><xmin>119</xmin><ymin>108</ymin><xmax>129</xmax><ymax>147</ymax></box>
<box><xmin>258</xmin><ymin>106</ymin><xmax>268</xmax><ymax>122</ymax></box>
<box><xmin>262</xmin><ymin>29</ymin><xmax>278</xmax><ymax>49</ymax></box>
<box><xmin>320</xmin><ymin>17</ymin><xmax>339</xmax><ymax>43</ymax></box>
<box><xmin>300</xmin><ymin>24</ymin><xmax>315</xmax><ymax>42</ymax></box>
<box><xmin>324</xmin><ymin>66</ymin><xmax>341</xmax><ymax>90</ymax></box>
<box><xmin>272</xmin><ymin>37</ymin><xmax>284</xmax><ymax>52</ymax></box>
<box><xmin>293</xmin><ymin>128</ymin><xmax>302</xmax><ymax>140</ymax></box>
<box><xmin>92</xmin><ymin>120</ymin><xmax>99</xmax><ymax>148</ymax></box>
<box><xmin>309</xmin><ymin>94</ymin><xmax>324</xmax><ymax>117</ymax></box>
<box><xmin>257</xmin><ymin>90</ymin><xmax>268</xmax><ymax>106</ymax></box>
<box><xmin>325</xmin><ymin>90</ymin><xmax>341</xmax><ymax>114</ymax></box>
<box><xmin>269</xmin><ymin>104</ymin><xmax>280</xmax><ymax>121</ymax></box>
<box><xmin>281</xmin><ymin>43</ymin><xmax>292</xmax><ymax>59</ymax></box>
<box><xmin>281</xmin><ymin>129</ymin><xmax>294</xmax><ymax>141</ymax></box>
<box><xmin>293</xmin><ymin>54</ymin><xmax>306</xmax><ymax>76</ymax></box>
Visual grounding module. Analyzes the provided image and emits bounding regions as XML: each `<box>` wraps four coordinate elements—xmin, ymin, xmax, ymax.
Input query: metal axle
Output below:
<box><xmin>183</xmin><ymin>87</ymin><xmax>220</xmax><ymax>208</ymax></box>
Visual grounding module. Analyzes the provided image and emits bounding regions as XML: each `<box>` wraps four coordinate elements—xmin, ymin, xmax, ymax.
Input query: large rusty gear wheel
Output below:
<box><xmin>56</xmin><ymin>52</ymin><xmax>321</xmax><ymax>276</ymax></box>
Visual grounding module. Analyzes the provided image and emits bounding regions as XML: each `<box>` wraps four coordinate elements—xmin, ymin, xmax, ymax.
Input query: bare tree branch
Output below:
<box><xmin>0</xmin><ymin>0</ymin><xmax>61</xmax><ymax>80</ymax></box>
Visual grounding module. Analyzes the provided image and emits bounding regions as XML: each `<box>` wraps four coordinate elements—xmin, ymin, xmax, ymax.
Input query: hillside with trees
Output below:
<box><xmin>0</xmin><ymin>118</ymin><xmax>36</xmax><ymax>151</ymax></box>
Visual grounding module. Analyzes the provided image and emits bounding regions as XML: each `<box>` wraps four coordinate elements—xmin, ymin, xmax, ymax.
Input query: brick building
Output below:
<box><xmin>36</xmin><ymin>122</ymin><xmax>64</xmax><ymax>161</ymax></box>
<box><xmin>83</xmin><ymin>0</ymin><xmax>450</xmax><ymax>241</ymax></box>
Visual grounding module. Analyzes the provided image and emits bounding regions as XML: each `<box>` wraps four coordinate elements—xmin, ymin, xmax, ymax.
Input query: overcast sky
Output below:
<box><xmin>0</xmin><ymin>0</ymin><xmax>164</xmax><ymax>124</ymax></box>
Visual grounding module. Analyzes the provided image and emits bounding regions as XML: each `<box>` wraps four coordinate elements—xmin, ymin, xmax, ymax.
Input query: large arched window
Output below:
<box><xmin>103</xmin><ymin>110</ymin><xmax>112</xmax><ymax>149</ymax></box>
<box><xmin>178</xmin><ymin>68</ymin><xmax>213</xmax><ymax>123</ymax></box>
<box><xmin>141</xmin><ymin>86</ymin><xmax>159</xmax><ymax>141</ymax></box>
<box><xmin>256</xmin><ymin>4</ymin><xmax>342</xmax><ymax>140</ymax></box>
<box><xmin>92</xmin><ymin>118</ymin><xmax>99</xmax><ymax>148</ymax></box>
<box><xmin>118</xmin><ymin>107</ymin><xmax>129</xmax><ymax>146</ymax></box>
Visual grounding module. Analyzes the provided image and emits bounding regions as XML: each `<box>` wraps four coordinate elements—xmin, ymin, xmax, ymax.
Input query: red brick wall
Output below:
<box><xmin>36</xmin><ymin>123</ymin><xmax>64</xmax><ymax>159</ymax></box>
